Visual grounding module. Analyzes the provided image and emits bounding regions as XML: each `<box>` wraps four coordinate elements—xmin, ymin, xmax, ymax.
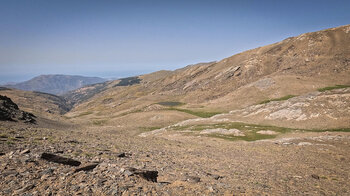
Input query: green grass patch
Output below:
<box><xmin>118</xmin><ymin>109</ymin><xmax>143</xmax><ymax>117</ymax></box>
<box><xmin>157</xmin><ymin>101</ymin><xmax>185</xmax><ymax>107</ymax></box>
<box><xmin>173</xmin><ymin>122</ymin><xmax>294</xmax><ymax>133</ymax></box>
<box><xmin>317</xmin><ymin>85</ymin><xmax>350</xmax><ymax>92</ymax></box>
<box><xmin>139</xmin><ymin>127</ymin><xmax>162</xmax><ymax>132</ymax></box>
<box><xmin>309</xmin><ymin>128</ymin><xmax>350</xmax><ymax>132</ymax></box>
<box><xmin>208</xmin><ymin>132</ymin><xmax>277</xmax><ymax>141</ymax></box>
<box><xmin>167</xmin><ymin>108</ymin><xmax>220</xmax><ymax>118</ymax></box>
<box><xmin>170</xmin><ymin>122</ymin><xmax>298</xmax><ymax>141</ymax></box>
<box><xmin>170</xmin><ymin>122</ymin><xmax>350</xmax><ymax>142</ymax></box>
<box><xmin>259</xmin><ymin>95</ymin><xmax>296</xmax><ymax>104</ymax></box>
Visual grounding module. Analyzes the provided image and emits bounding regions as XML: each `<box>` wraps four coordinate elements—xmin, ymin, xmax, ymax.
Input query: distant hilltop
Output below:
<box><xmin>3</xmin><ymin>74</ymin><xmax>106</xmax><ymax>95</ymax></box>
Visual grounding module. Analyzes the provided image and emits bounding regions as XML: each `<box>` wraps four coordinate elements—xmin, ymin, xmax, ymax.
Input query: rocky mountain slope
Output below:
<box><xmin>5</xmin><ymin>75</ymin><xmax>106</xmax><ymax>95</ymax></box>
<box><xmin>65</xmin><ymin>25</ymin><xmax>350</xmax><ymax>130</ymax></box>
<box><xmin>141</xmin><ymin>87</ymin><xmax>350</xmax><ymax>140</ymax></box>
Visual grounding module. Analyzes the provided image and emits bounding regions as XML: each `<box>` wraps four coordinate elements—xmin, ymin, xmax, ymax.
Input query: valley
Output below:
<box><xmin>1</xmin><ymin>24</ymin><xmax>350</xmax><ymax>195</ymax></box>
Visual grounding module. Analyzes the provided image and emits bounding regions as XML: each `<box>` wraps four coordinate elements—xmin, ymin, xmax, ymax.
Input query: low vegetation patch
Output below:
<box><xmin>170</xmin><ymin>122</ymin><xmax>296</xmax><ymax>141</ymax></box>
<box><xmin>114</xmin><ymin>77</ymin><xmax>141</xmax><ymax>87</ymax></box>
<box><xmin>310</xmin><ymin>128</ymin><xmax>350</xmax><ymax>132</ymax></box>
<box><xmin>317</xmin><ymin>85</ymin><xmax>350</xmax><ymax>92</ymax></box>
<box><xmin>139</xmin><ymin>127</ymin><xmax>162</xmax><ymax>133</ymax></box>
<box><xmin>170</xmin><ymin>122</ymin><xmax>350</xmax><ymax>142</ymax></box>
<box><xmin>259</xmin><ymin>95</ymin><xmax>295</xmax><ymax>104</ymax></box>
<box><xmin>157</xmin><ymin>101</ymin><xmax>184</xmax><ymax>107</ymax></box>
<box><xmin>208</xmin><ymin>133</ymin><xmax>277</xmax><ymax>142</ymax></box>
<box><xmin>168</xmin><ymin>108</ymin><xmax>220</xmax><ymax>118</ymax></box>
<box><xmin>117</xmin><ymin>109</ymin><xmax>143</xmax><ymax>117</ymax></box>
<box><xmin>175</xmin><ymin>122</ymin><xmax>293</xmax><ymax>133</ymax></box>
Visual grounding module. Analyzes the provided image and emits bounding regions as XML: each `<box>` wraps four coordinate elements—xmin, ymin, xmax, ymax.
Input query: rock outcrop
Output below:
<box><xmin>0</xmin><ymin>95</ymin><xmax>36</xmax><ymax>123</ymax></box>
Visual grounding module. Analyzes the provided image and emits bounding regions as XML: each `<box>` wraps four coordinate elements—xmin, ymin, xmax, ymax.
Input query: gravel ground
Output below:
<box><xmin>1</xmin><ymin>121</ymin><xmax>350</xmax><ymax>195</ymax></box>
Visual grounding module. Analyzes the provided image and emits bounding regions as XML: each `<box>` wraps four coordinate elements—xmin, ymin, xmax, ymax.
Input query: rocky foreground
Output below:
<box><xmin>1</xmin><ymin>121</ymin><xmax>350</xmax><ymax>195</ymax></box>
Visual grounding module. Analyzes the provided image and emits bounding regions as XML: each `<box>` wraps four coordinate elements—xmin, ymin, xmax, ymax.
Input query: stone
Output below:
<box><xmin>41</xmin><ymin>153</ymin><xmax>81</xmax><ymax>166</ymax></box>
<box><xmin>206</xmin><ymin>173</ymin><xmax>223</xmax><ymax>180</ymax></box>
<box><xmin>122</xmin><ymin>167</ymin><xmax>158</xmax><ymax>182</ymax></box>
<box><xmin>20</xmin><ymin>149</ymin><xmax>30</xmax><ymax>154</ymax></box>
<box><xmin>74</xmin><ymin>163</ymin><xmax>99</xmax><ymax>173</ymax></box>
<box><xmin>256</xmin><ymin>130</ymin><xmax>278</xmax><ymax>135</ymax></box>
<box><xmin>117</xmin><ymin>152</ymin><xmax>126</xmax><ymax>158</ymax></box>
<box><xmin>2</xmin><ymin>170</ymin><xmax>19</xmax><ymax>177</ymax></box>
<box><xmin>41</xmin><ymin>168</ymin><xmax>55</xmax><ymax>175</ymax></box>
<box><xmin>186</xmin><ymin>176</ymin><xmax>201</xmax><ymax>183</ymax></box>
<box><xmin>298</xmin><ymin>142</ymin><xmax>312</xmax><ymax>146</ymax></box>
<box><xmin>200</xmin><ymin>128</ymin><xmax>245</xmax><ymax>136</ymax></box>
<box><xmin>311</xmin><ymin>174</ymin><xmax>320</xmax><ymax>180</ymax></box>
<box><xmin>13</xmin><ymin>184</ymin><xmax>35</xmax><ymax>194</ymax></box>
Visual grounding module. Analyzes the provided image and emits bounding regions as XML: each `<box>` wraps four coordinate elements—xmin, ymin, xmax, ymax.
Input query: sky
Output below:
<box><xmin>0</xmin><ymin>0</ymin><xmax>349</xmax><ymax>83</ymax></box>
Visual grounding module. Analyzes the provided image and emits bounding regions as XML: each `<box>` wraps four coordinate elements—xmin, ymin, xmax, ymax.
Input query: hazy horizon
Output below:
<box><xmin>1</xmin><ymin>0</ymin><xmax>350</xmax><ymax>84</ymax></box>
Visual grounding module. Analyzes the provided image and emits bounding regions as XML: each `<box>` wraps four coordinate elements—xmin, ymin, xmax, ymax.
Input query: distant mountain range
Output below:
<box><xmin>4</xmin><ymin>75</ymin><xmax>106</xmax><ymax>95</ymax></box>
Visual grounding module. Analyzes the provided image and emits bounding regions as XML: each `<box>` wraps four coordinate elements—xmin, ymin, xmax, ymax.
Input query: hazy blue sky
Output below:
<box><xmin>1</xmin><ymin>0</ymin><xmax>349</xmax><ymax>83</ymax></box>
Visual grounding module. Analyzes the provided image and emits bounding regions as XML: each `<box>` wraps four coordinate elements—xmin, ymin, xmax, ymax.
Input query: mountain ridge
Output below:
<box><xmin>4</xmin><ymin>74</ymin><xmax>107</xmax><ymax>95</ymax></box>
<box><xmin>63</xmin><ymin>24</ymin><xmax>349</xmax><ymax>130</ymax></box>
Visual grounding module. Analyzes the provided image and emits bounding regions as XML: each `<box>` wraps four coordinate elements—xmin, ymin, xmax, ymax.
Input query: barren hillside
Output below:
<box><xmin>65</xmin><ymin>25</ymin><xmax>350</xmax><ymax>130</ymax></box>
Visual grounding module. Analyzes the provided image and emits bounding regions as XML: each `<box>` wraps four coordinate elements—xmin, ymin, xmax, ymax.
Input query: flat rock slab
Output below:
<box><xmin>200</xmin><ymin>128</ymin><xmax>245</xmax><ymax>136</ymax></box>
<box><xmin>122</xmin><ymin>167</ymin><xmax>158</xmax><ymax>182</ymax></box>
<box><xmin>257</xmin><ymin>130</ymin><xmax>278</xmax><ymax>135</ymax></box>
<box><xmin>74</xmin><ymin>163</ymin><xmax>99</xmax><ymax>173</ymax></box>
<box><xmin>41</xmin><ymin>153</ymin><xmax>81</xmax><ymax>166</ymax></box>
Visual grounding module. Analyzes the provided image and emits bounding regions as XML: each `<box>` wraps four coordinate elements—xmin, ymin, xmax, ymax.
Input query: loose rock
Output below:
<box><xmin>74</xmin><ymin>163</ymin><xmax>99</xmax><ymax>173</ymax></box>
<box><xmin>311</xmin><ymin>174</ymin><xmax>320</xmax><ymax>180</ymax></box>
<box><xmin>186</xmin><ymin>176</ymin><xmax>201</xmax><ymax>183</ymax></box>
<box><xmin>117</xmin><ymin>152</ymin><xmax>126</xmax><ymax>157</ymax></box>
<box><xmin>41</xmin><ymin>153</ymin><xmax>81</xmax><ymax>166</ymax></box>
<box><xmin>20</xmin><ymin>149</ymin><xmax>30</xmax><ymax>154</ymax></box>
<box><xmin>122</xmin><ymin>167</ymin><xmax>158</xmax><ymax>182</ymax></box>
